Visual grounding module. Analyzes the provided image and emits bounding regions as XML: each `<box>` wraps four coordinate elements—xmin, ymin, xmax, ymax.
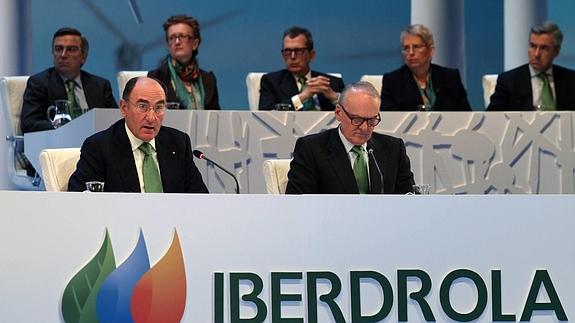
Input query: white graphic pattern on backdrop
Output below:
<box><xmin>185</xmin><ymin>111</ymin><xmax>575</xmax><ymax>194</ymax></box>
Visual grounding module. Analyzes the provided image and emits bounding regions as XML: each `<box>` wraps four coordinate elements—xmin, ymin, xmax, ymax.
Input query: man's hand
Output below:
<box><xmin>299</xmin><ymin>75</ymin><xmax>339</xmax><ymax>103</ymax></box>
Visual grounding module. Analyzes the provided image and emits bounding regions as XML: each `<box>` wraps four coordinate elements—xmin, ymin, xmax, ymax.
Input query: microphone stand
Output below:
<box><xmin>368</xmin><ymin>149</ymin><xmax>384</xmax><ymax>194</ymax></box>
<box><xmin>194</xmin><ymin>151</ymin><xmax>240</xmax><ymax>194</ymax></box>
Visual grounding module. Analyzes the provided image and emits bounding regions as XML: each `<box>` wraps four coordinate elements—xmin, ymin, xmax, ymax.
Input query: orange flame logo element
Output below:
<box><xmin>130</xmin><ymin>230</ymin><xmax>187</xmax><ymax>322</ymax></box>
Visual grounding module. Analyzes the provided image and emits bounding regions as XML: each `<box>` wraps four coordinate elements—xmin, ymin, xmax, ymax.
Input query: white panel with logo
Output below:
<box><xmin>0</xmin><ymin>192</ymin><xmax>573</xmax><ymax>322</ymax></box>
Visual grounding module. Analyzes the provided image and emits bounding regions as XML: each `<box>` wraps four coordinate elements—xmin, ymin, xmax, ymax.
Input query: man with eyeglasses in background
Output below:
<box><xmin>488</xmin><ymin>21</ymin><xmax>575</xmax><ymax>111</ymax></box>
<box><xmin>21</xmin><ymin>27</ymin><xmax>117</xmax><ymax>133</ymax></box>
<box><xmin>258</xmin><ymin>26</ymin><xmax>344</xmax><ymax>111</ymax></box>
<box><xmin>286</xmin><ymin>82</ymin><xmax>414</xmax><ymax>194</ymax></box>
<box><xmin>68</xmin><ymin>77</ymin><xmax>208</xmax><ymax>193</ymax></box>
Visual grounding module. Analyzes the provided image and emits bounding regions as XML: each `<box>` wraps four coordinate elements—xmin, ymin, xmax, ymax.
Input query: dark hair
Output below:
<box><xmin>283</xmin><ymin>26</ymin><xmax>314</xmax><ymax>50</ymax></box>
<box><xmin>52</xmin><ymin>27</ymin><xmax>89</xmax><ymax>54</ymax></box>
<box><xmin>122</xmin><ymin>77</ymin><xmax>167</xmax><ymax>100</ymax></box>
<box><xmin>163</xmin><ymin>14</ymin><xmax>201</xmax><ymax>44</ymax></box>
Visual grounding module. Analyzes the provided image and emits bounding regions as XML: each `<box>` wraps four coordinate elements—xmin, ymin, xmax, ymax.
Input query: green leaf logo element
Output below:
<box><xmin>62</xmin><ymin>230</ymin><xmax>116</xmax><ymax>323</ymax></box>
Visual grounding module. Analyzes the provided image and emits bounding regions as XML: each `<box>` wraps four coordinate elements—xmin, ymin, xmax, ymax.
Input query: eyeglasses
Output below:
<box><xmin>128</xmin><ymin>100</ymin><xmax>167</xmax><ymax>115</ymax></box>
<box><xmin>168</xmin><ymin>34</ymin><xmax>195</xmax><ymax>43</ymax></box>
<box><xmin>401</xmin><ymin>44</ymin><xmax>427</xmax><ymax>54</ymax></box>
<box><xmin>53</xmin><ymin>45</ymin><xmax>81</xmax><ymax>54</ymax></box>
<box><xmin>281</xmin><ymin>47</ymin><xmax>309</xmax><ymax>57</ymax></box>
<box><xmin>338</xmin><ymin>103</ymin><xmax>381</xmax><ymax>127</ymax></box>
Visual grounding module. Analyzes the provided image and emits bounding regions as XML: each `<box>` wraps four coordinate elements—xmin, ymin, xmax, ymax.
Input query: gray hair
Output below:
<box><xmin>400</xmin><ymin>24</ymin><xmax>435</xmax><ymax>48</ymax></box>
<box><xmin>531</xmin><ymin>21</ymin><xmax>563</xmax><ymax>49</ymax></box>
<box><xmin>338</xmin><ymin>81</ymin><xmax>381</xmax><ymax>105</ymax></box>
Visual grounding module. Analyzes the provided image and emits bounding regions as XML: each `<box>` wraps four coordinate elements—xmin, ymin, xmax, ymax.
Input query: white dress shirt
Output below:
<box><xmin>124</xmin><ymin>123</ymin><xmax>161</xmax><ymax>192</ymax></box>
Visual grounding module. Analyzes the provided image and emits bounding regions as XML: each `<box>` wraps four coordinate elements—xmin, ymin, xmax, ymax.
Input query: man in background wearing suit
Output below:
<box><xmin>488</xmin><ymin>21</ymin><xmax>575</xmax><ymax>111</ymax></box>
<box><xmin>259</xmin><ymin>26</ymin><xmax>345</xmax><ymax>111</ymax></box>
<box><xmin>286</xmin><ymin>82</ymin><xmax>415</xmax><ymax>194</ymax></box>
<box><xmin>21</xmin><ymin>27</ymin><xmax>117</xmax><ymax>133</ymax></box>
<box><xmin>68</xmin><ymin>77</ymin><xmax>208</xmax><ymax>193</ymax></box>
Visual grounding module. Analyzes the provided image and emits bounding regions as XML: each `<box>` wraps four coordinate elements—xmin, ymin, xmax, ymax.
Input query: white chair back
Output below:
<box><xmin>359</xmin><ymin>75</ymin><xmax>383</xmax><ymax>95</ymax></box>
<box><xmin>482</xmin><ymin>74</ymin><xmax>498</xmax><ymax>108</ymax></box>
<box><xmin>1</xmin><ymin>76</ymin><xmax>41</xmax><ymax>190</ymax></box>
<box><xmin>117</xmin><ymin>71</ymin><xmax>148</xmax><ymax>96</ymax></box>
<box><xmin>246</xmin><ymin>72</ymin><xmax>344</xmax><ymax>111</ymax></box>
<box><xmin>262</xmin><ymin>159</ymin><xmax>291</xmax><ymax>194</ymax></box>
<box><xmin>39</xmin><ymin>148</ymin><xmax>81</xmax><ymax>192</ymax></box>
<box><xmin>246</xmin><ymin>72</ymin><xmax>265</xmax><ymax>111</ymax></box>
<box><xmin>1</xmin><ymin>76</ymin><xmax>29</xmax><ymax>136</ymax></box>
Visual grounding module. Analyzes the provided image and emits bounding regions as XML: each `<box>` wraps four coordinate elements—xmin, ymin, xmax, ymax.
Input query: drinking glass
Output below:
<box><xmin>85</xmin><ymin>181</ymin><xmax>105</xmax><ymax>192</ymax></box>
<box><xmin>273</xmin><ymin>103</ymin><xmax>293</xmax><ymax>111</ymax></box>
<box><xmin>413</xmin><ymin>184</ymin><xmax>431</xmax><ymax>195</ymax></box>
<box><xmin>167</xmin><ymin>102</ymin><xmax>180</xmax><ymax>110</ymax></box>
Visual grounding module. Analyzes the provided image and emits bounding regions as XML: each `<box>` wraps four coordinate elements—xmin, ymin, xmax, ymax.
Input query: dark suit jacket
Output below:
<box><xmin>487</xmin><ymin>64</ymin><xmax>575</xmax><ymax>111</ymax></box>
<box><xmin>380</xmin><ymin>64</ymin><xmax>471</xmax><ymax>111</ymax></box>
<box><xmin>148</xmin><ymin>61</ymin><xmax>220</xmax><ymax>110</ymax></box>
<box><xmin>21</xmin><ymin>68</ymin><xmax>118</xmax><ymax>133</ymax></box>
<box><xmin>258</xmin><ymin>69</ymin><xmax>345</xmax><ymax>111</ymax></box>
<box><xmin>285</xmin><ymin>127</ymin><xmax>415</xmax><ymax>194</ymax></box>
<box><xmin>68</xmin><ymin>119</ymin><xmax>208</xmax><ymax>193</ymax></box>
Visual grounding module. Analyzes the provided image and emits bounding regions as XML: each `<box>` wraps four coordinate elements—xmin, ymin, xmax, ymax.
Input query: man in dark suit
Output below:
<box><xmin>259</xmin><ymin>26</ymin><xmax>344</xmax><ymax>111</ymax></box>
<box><xmin>21</xmin><ymin>27</ymin><xmax>117</xmax><ymax>133</ymax></box>
<box><xmin>286</xmin><ymin>82</ymin><xmax>415</xmax><ymax>194</ymax></box>
<box><xmin>68</xmin><ymin>77</ymin><xmax>208</xmax><ymax>193</ymax></box>
<box><xmin>381</xmin><ymin>24</ymin><xmax>470</xmax><ymax>111</ymax></box>
<box><xmin>488</xmin><ymin>21</ymin><xmax>575</xmax><ymax>111</ymax></box>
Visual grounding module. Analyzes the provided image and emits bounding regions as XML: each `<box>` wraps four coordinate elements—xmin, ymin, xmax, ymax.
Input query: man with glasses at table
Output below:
<box><xmin>21</xmin><ymin>27</ymin><xmax>117</xmax><ymax>133</ymax></box>
<box><xmin>258</xmin><ymin>26</ymin><xmax>344</xmax><ymax>111</ymax></box>
<box><xmin>68</xmin><ymin>77</ymin><xmax>208</xmax><ymax>193</ymax></box>
<box><xmin>286</xmin><ymin>82</ymin><xmax>415</xmax><ymax>194</ymax></box>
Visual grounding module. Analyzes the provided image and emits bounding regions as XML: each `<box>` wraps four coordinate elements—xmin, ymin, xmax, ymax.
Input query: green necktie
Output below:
<box><xmin>351</xmin><ymin>145</ymin><xmax>369</xmax><ymax>194</ymax></box>
<box><xmin>138</xmin><ymin>143</ymin><xmax>163</xmax><ymax>193</ymax></box>
<box><xmin>65</xmin><ymin>79</ymin><xmax>82</xmax><ymax>118</ymax></box>
<box><xmin>538</xmin><ymin>73</ymin><xmax>555</xmax><ymax>111</ymax></box>
<box><xmin>298</xmin><ymin>77</ymin><xmax>315</xmax><ymax>110</ymax></box>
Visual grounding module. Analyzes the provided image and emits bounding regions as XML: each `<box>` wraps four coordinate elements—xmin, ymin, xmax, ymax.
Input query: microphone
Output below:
<box><xmin>368</xmin><ymin>149</ymin><xmax>384</xmax><ymax>194</ymax></box>
<box><xmin>193</xmin><ymin>150</ymin><xmax>240</xmax><ymax>194</ymax></box>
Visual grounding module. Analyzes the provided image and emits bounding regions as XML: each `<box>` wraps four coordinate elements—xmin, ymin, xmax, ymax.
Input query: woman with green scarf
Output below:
<box><xmin>148</xmin><ymin>14</ymin><xmax>220</xmax><ymax>110</ymax></box>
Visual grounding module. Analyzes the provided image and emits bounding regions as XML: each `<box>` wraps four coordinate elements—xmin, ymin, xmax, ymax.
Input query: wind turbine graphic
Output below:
<box><xmin>79</xmin><ymin>0</ymin><xmax>247</xmax><ymax>70</ymax></box>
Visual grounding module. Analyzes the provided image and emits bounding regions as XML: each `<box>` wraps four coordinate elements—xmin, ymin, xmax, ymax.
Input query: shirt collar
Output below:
<box><xmin>529</xmin><ymin>64</ymin><xmax>554</xmax><ymax>78</ymax></box>
<box><xmin>59</xmin><ymin>72</ymin><xmax>84</xmax><ymax>90</ymax></box>
<box><xmin>124</xmin><ymin>122</ymin><xmax>157</xmax><ymax>152</ymax></box>
<box><xmin>292</xmin><ymin>70</ymin><xmax>312</xmax><ymax>82</ymax></box>
<box><xmin>338</xmin><ymin>126</ymin><xmax>367</xmax><ymax>153</ymax></box>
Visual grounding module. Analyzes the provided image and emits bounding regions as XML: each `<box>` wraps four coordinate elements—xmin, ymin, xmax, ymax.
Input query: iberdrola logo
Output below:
<box><xmin>61</xmin><ymin>229</ymin><xmax>186</xmax><ymax>323</ymax></box>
